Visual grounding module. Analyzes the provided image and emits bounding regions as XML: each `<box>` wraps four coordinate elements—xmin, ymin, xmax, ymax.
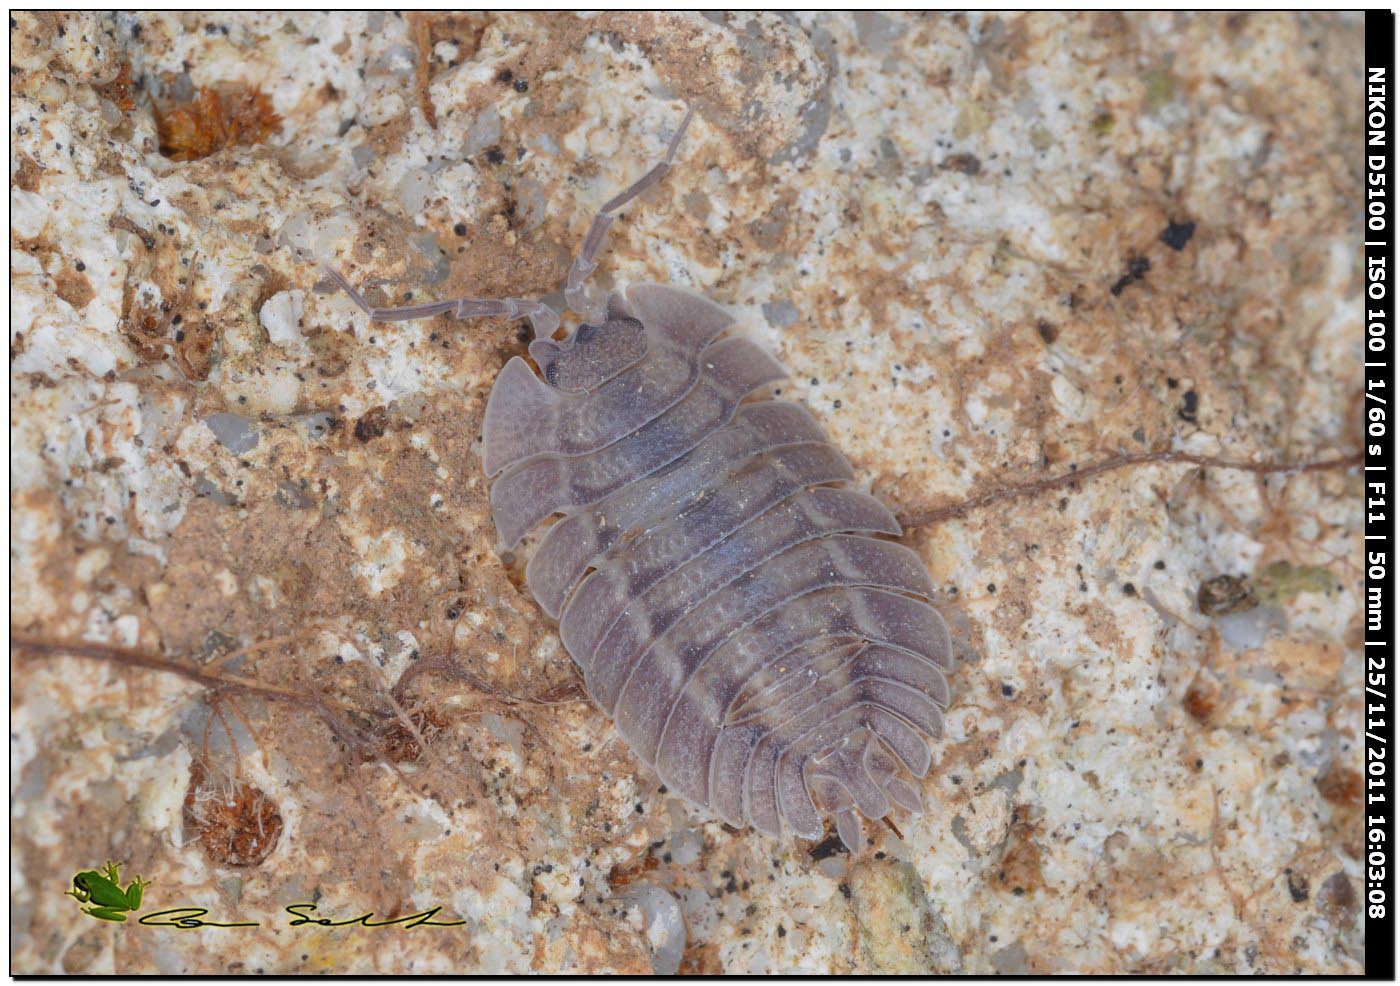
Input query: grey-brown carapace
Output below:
<box><xmin>329</xmin><ymin>106</ymin><xmax>952</xmax><ymax>853</ymax></box>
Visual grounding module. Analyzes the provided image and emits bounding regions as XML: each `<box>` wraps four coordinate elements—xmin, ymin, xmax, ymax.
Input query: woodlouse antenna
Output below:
<box><xmin>564</xmin><ymin>105</ymin><xmax>696</xmax><ymax>314</ymax></box>
<box><xmin>321</xmin><ymin>265</ymin><xmax>560</xmax><ymax>338</ymax></box>
<box><xmin>321</xmin><ymin>104</ymin><xmax>695</xmax><ymax>341</ymax></box>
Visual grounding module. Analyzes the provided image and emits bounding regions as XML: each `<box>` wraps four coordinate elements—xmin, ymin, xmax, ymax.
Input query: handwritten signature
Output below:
<box><xmin>137</xmin><ymin>904</ymin><xmax>465</xmax><ymax>930</ymax></box>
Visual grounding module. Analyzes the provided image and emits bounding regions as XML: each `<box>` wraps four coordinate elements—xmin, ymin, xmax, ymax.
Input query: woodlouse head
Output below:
<box><xmin>530</xmin><ymin>310</ymin><xmax>648</xmax><ymax>394</ymax></box>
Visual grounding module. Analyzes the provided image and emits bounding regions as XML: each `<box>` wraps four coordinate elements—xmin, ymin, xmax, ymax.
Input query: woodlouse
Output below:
<box><xmin>328</xmin><ymin>106</ymin><xmax>951</xmax><ymax>852</ymax></box>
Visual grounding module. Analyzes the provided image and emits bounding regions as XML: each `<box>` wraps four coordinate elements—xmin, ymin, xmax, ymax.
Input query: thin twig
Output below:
<box><xmin>10</xmin><ymin>635</ymin><xmax>368</xmax><ymax>716</ymax></box>
<box><xmin>898</xmin><ymin>450</ymin><xmax>1363</xmax><ymax>530</ymax></box>
<box><xmin>394</xmin><ymin>645</ymin><xmax>588</xmax><ymax>708</ymax></box>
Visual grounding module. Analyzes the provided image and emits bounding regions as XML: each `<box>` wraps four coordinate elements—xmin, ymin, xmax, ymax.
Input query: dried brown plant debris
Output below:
<box><xmin>898</xmin><ymin>448</ymin><xmax>1362</xmax><ymax>530</ymax></box>
<box><xmin>1196</xmin><ymin>574</ymin><xmax>1257</xmax><ymax>617</ymax></box>
<box><xmin>379</xmin><ymin>708</ymin><xmax>450</xmax><ymax>764</ymax></box>
<box><xmin>407</xmin><ymin>12</ymin><xmax>438</xmax><ymax>129</ymax></box>
<box><xmin>119</xmin><ymin>253</ymin><xmax>216</xmax><ymax>380</ymax></box>
<box><xmin>108</xmin><ymin>214</ymin><xmax>156</xmax><ymax>250</ymax></box>
<box><xmin>155</xmin><ymin>85</ymin><xmax>282</xmax><ymax>162</ymax></box>
<box><xmin>11</xmin><ymin>633</ymin><xmax>496</xmax><ymax>827</ymax></box>
<box><xmin>184</xmin><ymin>761</ymin><xmax>285</xmax><ymax>867</ymax></box>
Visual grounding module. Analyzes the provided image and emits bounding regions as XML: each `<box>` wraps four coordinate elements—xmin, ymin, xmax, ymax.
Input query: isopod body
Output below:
<box><xmin>329</xmin><ymin>106</ymin><xmax>952</xmax><ymax>852</ymax></box>
<box><xmin>482</xmin><ymin>287</ymin><xmax>952</xmax><ymax>851</ymax></box>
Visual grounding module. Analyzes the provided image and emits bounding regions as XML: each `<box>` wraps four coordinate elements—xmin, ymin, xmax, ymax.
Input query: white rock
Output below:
<box><xmin>260</xmin><ymin>289</ymin><xmax>306</xmax><ymax>346</ymax></box>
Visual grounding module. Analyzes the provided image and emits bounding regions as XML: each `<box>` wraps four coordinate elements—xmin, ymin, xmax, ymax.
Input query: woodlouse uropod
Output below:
<box><xmin>325</xmin><ymin>106</ymin><xmax>952</xmax><ymax>853</ymax></box>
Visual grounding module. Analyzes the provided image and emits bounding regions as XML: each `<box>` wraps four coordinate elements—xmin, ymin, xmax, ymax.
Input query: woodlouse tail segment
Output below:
<box><xmin>806</xmin><ymin>731</ymin><xmax>925</xmax><ymax>853</ymax></box>
<box><xmin>564</xmin><ymin>105</ymin><xmax>697</xmax><ymax>316</ymax></box>
<box><xmin>320</xmin><ymin>265</ymin><xmax>561</xmax><ymax>338</ymax></box>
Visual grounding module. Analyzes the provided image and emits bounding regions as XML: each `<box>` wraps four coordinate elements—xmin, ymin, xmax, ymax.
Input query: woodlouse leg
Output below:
<box><xmin>322</xmin><ymin>266</ymin><xmax>561</xmax><ymax>338</ymax></box>
<box><xmin>564</xmin><ymin>105</ymin><xmax>696</xmax><ymax>314</ymax></box>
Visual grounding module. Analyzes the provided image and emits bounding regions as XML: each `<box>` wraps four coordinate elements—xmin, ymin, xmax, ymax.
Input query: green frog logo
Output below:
<box><xmin>65</xmin><ymin>861</ymin><xmax>151</xmax><ymax>922</ymax></box>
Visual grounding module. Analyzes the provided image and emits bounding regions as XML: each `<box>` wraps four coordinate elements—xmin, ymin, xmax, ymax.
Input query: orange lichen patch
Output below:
<box><xmin>678</xmin><ymin>940</ymin><xmax>724</xmax><ymax>975</ymax></box>
<box><xmin>121</xmin><ymin>293</ymin><xmax>176</xmax><ymax>363</ymax></box>
<box><xmin>155</xmin><ymin>85</ymin><xmax>282</xmax><ymax>161</ymax></box>
<box><xmin>97</xmin><ymin>60</ymin><xmax>136</xmax><ymax>112</ymax></box>
<box><xmin>13</xmin><ymin>153</ymin><xmax>43</xmax><ymax>192</ymax></box>
<box><xmin>53</xmin><ymin>267</ymin><xmax>94</xmax><ymax>310</ymax></box>
<box><xmin>607</xmin><ymin>852</ymin><xmax>660</xmax><ymax>888</ymax></box>
<box><xmin>184</xmin><ymin>764</ymin><xmax>285</xmax><ymax>867</ymax></box>
<box><xmin>1182</xmin><ymin>680</ymin><xmax>1218</xmax><ymax>724</ymax></box>
<box><xmin>995</xmin><ymin>819</ymin><xmax>1047</xmax><ymax>897</ymax></box>
<box><xmin>1315</xmin><ymin>761</ymin><xmax>1362</xmax><ymax>810</ymax></box>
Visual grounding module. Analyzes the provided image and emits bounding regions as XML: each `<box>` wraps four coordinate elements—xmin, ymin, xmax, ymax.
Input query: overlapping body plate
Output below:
<box><xmin>483</xmin><ymin>283</ymin><xmax>951</xmax><ymax>850</ymax></box>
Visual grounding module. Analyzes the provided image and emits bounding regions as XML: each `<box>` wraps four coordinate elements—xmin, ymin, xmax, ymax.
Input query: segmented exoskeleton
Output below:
<box><xmin>327</xmin><ymin>107</ymin><xmax>952</xmax><ymax>852</ymax></box>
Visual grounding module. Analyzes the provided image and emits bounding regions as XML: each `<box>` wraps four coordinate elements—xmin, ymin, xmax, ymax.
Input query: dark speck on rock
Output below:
<box><xmin>1159</xmin><ymin>220</ymin><xmax>1196</xmax><ymax>251</ymax></box>
<box><xmin>1179</xmin><ymin>389</ymin><xmax>1198</xmax><ymax>422</ymax></box>
<box><xmin>1196</xmin><ymin>574</ymin><xmax>1256</xmax><ymax>616</ymax></box>
<box><xmin>1287</xmin><ymin>871</ymin><xmax>1310</xmax><ymax>902</ymax></box>
<box><xmin>354</xmin><ymin>406</ymin><xmax>388</xmax><ymax>442</ymax></box>
<box><xmin>1110</xmin><ymin>254</ymin><xmax>1151</xmax><ymax>296</ymax></box>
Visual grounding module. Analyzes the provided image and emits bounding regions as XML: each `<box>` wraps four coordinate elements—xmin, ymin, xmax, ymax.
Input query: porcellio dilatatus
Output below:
<box><xmin>326</xmin><ymin>106</ymin><xmax>952</xmax><ymax>853</ymax></box>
